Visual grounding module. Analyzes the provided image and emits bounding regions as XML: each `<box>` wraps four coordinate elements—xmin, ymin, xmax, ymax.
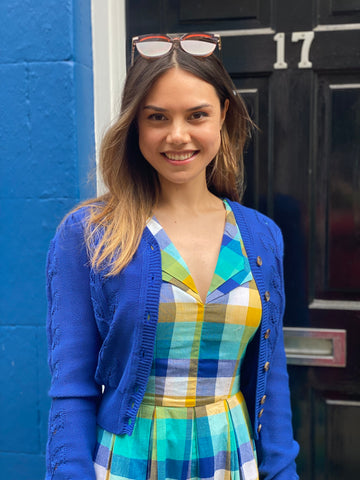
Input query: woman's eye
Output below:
<box><xmin>190</xmin><ymin>111</ymin><xmax>208</xmax><ymax>120</ymax></box>
<box><xmin>148</xmin><ymin>113</ymin><xmax>167</xmax><ymax>121</ymax></box>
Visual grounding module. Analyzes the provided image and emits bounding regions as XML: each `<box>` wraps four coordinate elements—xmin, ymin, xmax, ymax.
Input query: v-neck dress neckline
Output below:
<box><xmin>147</xmin><ymin>200</ymin><xmax>253</xmax><ymax>305</ymax></box>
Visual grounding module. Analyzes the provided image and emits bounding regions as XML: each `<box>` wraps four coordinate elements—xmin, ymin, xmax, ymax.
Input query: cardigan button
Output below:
<box><xmin>264</xmin><ymin>361</ymin><xmax>270</xmax><ymax>372</ymax></box>
<box><xmin>264</xmin><ymin>329</ymin><xmax>271</xmax><ymax>339</ymax></box>
<box><xmin>264</xmin><ymin>291</ymin><xmax>271</xmax><ymax>302</ymax></box>
<box><xmin>258</xmin><ymin>408</ymin><xmax>264</xmax><ymax>418</ymax></box>
<box><xmin>256</xmin><ymin>256</ymin><xmax>263</xmax><ymax>266</ymax></box>
<box><xmin>257</xmin><ymin>424</ymin><xmax>262</xmax><ymax>433</ymax></box>
<box><xmin>260</xmin><ymin>395</ymin><xmax>267</xmax><ymax>405</ymax></box>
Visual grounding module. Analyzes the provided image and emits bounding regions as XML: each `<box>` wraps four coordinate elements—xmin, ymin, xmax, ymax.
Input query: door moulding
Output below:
<box><xmin>91</xmin><ymin>0</ymin><xmax>127</xmax><ymax>194</ymax></box>
<box><xmin>309</xmin><ymin>299</ymin><xmax>360</xmax><ymax>311</ymax></box>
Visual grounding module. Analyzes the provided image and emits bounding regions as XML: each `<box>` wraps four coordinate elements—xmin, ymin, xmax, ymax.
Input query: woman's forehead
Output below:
<box><xmin>143</xmin><ymin>67</ymin><xmax>220</xmax><ymax>104</ymax></box>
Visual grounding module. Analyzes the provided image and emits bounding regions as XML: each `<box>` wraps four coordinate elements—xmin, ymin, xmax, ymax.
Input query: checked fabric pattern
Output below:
<box><xmin>94</xmin><ymin>200</ymin><xmax>262</xmax><ymax>480</ymax></box>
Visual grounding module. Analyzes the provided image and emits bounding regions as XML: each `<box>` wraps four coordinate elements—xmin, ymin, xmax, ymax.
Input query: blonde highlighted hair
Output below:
<box><xmin>77</xmin><ymin>48</ymin><xmax>252</xmax><ymax>276</ymax></box>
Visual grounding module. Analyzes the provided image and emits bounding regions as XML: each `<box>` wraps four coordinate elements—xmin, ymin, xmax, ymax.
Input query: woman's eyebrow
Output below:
<box><xmin>143</xmin><ymin>103</ymin><xmax>213</xmax><ymax>112</ymax></box>
<box><xmin>187</xmin><ymin>104</ymin><xmax>212</xmax><ymax>111</ymax></box>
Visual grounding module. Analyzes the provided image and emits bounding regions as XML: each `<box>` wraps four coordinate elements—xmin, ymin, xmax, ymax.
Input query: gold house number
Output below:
<box><xmin>273</xmin><ymin>31</ymin><xmax>315</xmax><ymax>69</ymax></box>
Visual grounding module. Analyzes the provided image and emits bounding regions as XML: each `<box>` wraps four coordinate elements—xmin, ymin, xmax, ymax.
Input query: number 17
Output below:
<box><xmin>274</xmin><ymin>31</ymin><xmax>315</xmax><ymax>70</ymax></box>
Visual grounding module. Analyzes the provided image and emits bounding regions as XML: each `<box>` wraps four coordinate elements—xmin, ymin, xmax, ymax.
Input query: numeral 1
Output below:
<box><xmin>273</xmin><ymin>33</ymin><xmax>288</xmax><ymax>70</ymax></box>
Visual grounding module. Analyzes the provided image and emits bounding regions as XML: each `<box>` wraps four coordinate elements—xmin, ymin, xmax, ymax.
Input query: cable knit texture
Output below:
<box><xmin>45</xmin><ymin>200</ymin><xmax>299</xmax><ymax>479</ymax></box>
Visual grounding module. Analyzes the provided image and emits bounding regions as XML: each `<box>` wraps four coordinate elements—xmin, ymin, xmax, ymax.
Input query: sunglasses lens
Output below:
<box><xmin>180</xmin><ymin>39</ymin><xmax>217</xmax><ymax>56</ymax></box>
<box><xmin>136</xmin><ymin>40</ymin><xmax>172</xmax><ymax>58</ymax></box>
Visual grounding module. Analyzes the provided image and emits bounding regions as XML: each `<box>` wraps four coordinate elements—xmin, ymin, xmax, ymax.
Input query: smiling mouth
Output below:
<box><xmin>163</xmin><ymin>151</ymin><xmax>198</xmax><ymax>161</ymax></box>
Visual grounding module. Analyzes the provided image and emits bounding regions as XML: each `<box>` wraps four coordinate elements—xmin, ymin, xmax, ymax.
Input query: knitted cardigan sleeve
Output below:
<box><xmin>45</xmin><ymin>210</ymin><xmax>101</xmax><ymax>479</ymax></box>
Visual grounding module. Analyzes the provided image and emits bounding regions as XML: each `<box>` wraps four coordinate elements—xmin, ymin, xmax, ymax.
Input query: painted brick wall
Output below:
<box><xmin>0</xmin><ymin>1</ymin><xmax>95</xmax><ymax>477</ymax></box>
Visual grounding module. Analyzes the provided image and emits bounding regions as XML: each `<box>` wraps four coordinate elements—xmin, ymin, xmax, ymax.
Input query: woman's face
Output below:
<box><xmin>137</xmin><ymin>67</ymin><xmax>228</xmax><ymax>189</ymax></box>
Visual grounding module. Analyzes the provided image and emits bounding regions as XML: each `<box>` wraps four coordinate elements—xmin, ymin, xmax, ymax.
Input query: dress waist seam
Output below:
<box><xmin>141</xmin><ymin>391</ymin><xmax>245</xmax><ymax>410</ymax></box>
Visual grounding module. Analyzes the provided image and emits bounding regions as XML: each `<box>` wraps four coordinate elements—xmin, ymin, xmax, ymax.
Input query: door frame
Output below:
<box><xmin>91</xmin><ymin>0</ymin><xmax>127</xmax><ymax>194</ymax></box>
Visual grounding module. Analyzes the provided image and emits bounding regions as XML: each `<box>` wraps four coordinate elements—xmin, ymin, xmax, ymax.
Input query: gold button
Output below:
<box><xmin>260</xmin><ymin>395</ymin><xmax>267</xmax><ymax>405</ymax></box>
<box><xmin>257</xmin><ymin>424</ymin><xmax>262</xmax><ymax>433</ymax></box>
<box><xmin>258</xmin><ymin>408</ymin><xmax>264</xmax><ymax>418</ymax></box>
<box><xmin>264</xmin><ymin>291</ymin><xmax>270</xmax><ymax>302</ymax></box>
<box><xmin>257</xmin><ymin>256</ymin><xmax>263</xmax><ymax>266</ymax></box>
<box><xmin>264</xmin><ymin>361</ymin><xmax>270</xmax><ymax>372</ymax></box>
<box><xmin>264</xmin><ymin>329</ymin><xmax>270</xmax><ymax>339</ymax></box>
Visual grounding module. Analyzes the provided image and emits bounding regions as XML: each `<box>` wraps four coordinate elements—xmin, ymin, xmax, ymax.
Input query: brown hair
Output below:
<box><xmin>80</xmin><ymin>48</ymin><xmax>252</xmax><ymax>275</ymax></box>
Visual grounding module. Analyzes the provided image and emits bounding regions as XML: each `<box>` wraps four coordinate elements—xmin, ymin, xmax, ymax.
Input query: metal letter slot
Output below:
<box><xmin>283</xmin><ymin>327</ymin><xmax>346</xmax><ymax>367</ymax></box>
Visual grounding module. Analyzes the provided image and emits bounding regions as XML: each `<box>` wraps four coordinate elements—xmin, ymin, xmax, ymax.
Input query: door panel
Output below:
<box><xmin>317</xmin><ymin>0</ymin><xmax>360</xmax><ymax>23</ymax></box>
<box><xmin>179</xmin><ymin>0</ymin><xmax>259</xmax><ymax>22</ymax></box>
<box><xmin>314</xmin><ymin>394</ymin><xmax>360</xmax><ymax>479</ymax></box>
<box><xmin>166</xmin><ymin>0</ymin><xmax>272</xmax><ymax>32</ymax></box>
<box><xmin>312</xmin><ymin>30</ymin><xmax>360</xmax><ymax>70</ymax></box>
<box><xmin>313</xmin><ymin>77</ymin><xmax>360</xmax><ymax>297</ymax></box>
<box><xmin>127</xmin><ymin>1</ymin><xmax>360</xmax><ymax>477</ymax></box>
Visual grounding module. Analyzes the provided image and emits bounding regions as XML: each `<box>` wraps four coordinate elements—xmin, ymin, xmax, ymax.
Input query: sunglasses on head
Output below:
<box><xmin>131</xmin><ymin>32</ymin><xmax>221</xmax><ymax>65</ymax></box>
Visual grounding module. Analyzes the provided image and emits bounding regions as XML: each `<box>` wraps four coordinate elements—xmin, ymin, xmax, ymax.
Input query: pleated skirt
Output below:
<box><xmin>94</xmin><ymin>391</ymin><xmax>258</xmax><ymax>480</ymax></box>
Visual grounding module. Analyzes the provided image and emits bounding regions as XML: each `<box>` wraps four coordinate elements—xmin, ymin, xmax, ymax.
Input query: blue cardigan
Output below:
<box><xmin>46</xmin><ymin>200</ymin><xmax>299</xmax><ymax>479</ymax></box>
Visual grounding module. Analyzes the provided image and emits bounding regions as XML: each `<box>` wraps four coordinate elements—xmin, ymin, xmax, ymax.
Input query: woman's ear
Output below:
<box><xmin>221</xmin><ymin>99</ymin><xmax>230</xmax><ymax>127</ymax></box>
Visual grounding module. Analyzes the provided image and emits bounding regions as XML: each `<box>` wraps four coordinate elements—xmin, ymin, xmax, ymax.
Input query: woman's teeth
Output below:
<box><xmin>164</xmin><ymin>152</ymin><xmax>195</xmax><ymax>161</ymax></box>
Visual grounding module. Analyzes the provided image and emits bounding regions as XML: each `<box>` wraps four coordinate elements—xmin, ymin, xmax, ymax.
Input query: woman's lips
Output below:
<box><xmin>162</xmin><ymin>151</ymin><xmax>199</xmax><ymax>162</ymax></box>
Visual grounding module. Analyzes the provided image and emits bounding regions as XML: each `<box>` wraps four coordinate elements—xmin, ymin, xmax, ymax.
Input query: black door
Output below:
<box><xmin>127</xmin><ymin>1</ymin><xmax>360</xmax><ymax>477</ymax></box>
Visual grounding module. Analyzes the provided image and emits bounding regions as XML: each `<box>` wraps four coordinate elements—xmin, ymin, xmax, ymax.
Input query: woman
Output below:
<box><xmin>46</xmin><ymin>33</ymin><xmax>299</xmax><ymax>480</ymax></box>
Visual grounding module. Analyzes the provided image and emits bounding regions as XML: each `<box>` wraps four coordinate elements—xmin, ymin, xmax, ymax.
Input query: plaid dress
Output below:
<box><xmin>94</xmin><ymin>200</ymin><xmax>262</xmax><ymax>480</ymax></box>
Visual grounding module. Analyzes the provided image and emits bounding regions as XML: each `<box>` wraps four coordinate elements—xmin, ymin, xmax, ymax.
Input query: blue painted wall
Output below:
<box><xmin>0</xmin><ymin>1</ymin><xmax>95</xmax><ymax>477</ymax></box>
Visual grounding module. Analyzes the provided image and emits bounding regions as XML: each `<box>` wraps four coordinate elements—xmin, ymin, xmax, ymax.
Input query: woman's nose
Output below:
<box><xmin>166</xmin><ymin>121</ymin><xmax>191</xmax><ymax>144</ymax></box>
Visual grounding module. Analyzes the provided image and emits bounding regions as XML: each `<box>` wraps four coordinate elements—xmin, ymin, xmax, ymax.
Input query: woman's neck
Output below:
<box><xmin>155</xmin><ymin>176</ymin><xmax>222</xmax><ymax>216</ymax></box>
